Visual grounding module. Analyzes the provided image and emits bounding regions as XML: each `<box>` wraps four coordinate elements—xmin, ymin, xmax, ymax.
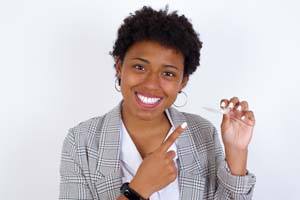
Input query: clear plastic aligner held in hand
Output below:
<box><xmin>202</xmin><ymin>106</ymin><xmax>231</xmax><ymax>115</ymax></box>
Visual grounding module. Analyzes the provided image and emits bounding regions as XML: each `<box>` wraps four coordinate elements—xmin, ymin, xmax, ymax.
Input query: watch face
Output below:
<box><xmin>121</xmin><ymin>183</ymin><xmax>140</xmax><ymax>199</ymax></box>
<box><xmin>124</xmin><ymin>189</ymin><xmax>130</xmax><ymax>197</ymax></box>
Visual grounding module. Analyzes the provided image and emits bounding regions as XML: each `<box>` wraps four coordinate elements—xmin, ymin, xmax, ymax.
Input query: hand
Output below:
<box><xmin>220</xmin><ymin>97</ymin><xmax>255</xmax><ymax>149</ymax></box>
<box><xmin>220</xmin><ymin>97</ymin><xmax>255</xmax><ymax>175</ymax></box>
<box><xmin>129</xmin><ymin>122</ymin><xmax>187</xmax><ymax>199</ymax></box>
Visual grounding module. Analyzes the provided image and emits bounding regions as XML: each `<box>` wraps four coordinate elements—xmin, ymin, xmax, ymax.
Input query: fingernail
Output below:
<box><xmin>237</xmin><ymin>105</ymin><xmax>242</xmax><ymax>111</ymax></box>
<box><xmin>181</xmin><ymin>122</ymin><xmax>187</xmax><ymax>129</ymax></box>
<box><xmin>241</xmin><ymin>116</ymin><xmax>246</xmax><ymax>120</ymax></box>
<box><xmin>228</xmin><ymin>102</ymin><xmax>234</xmax><ymax>109</ymax></box>
<box><xmin>222</xmin><ymin>108</ymin><xmax>230</xmax><ymax>114</ymax></box>
<box><xmin>221</xmin><ymin>101</ymin><xmax>226</xmax><ymax>108</ymax></box>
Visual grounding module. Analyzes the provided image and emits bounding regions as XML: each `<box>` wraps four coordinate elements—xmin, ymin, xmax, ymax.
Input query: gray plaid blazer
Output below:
<box><xmin>59</xmin><ymin>103</ymin><xmax>256</xmax><ymax>199</ymax></box>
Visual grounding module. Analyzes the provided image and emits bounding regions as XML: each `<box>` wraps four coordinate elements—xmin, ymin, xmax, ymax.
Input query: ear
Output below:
<box><xmin>115</xmin><ymin>57</ymin><xmax>122</xmax><ymax>78</ymax></box>
<box><xmin>180</xmin><ymin>75</ymin><xmax>189</xmax><ymax>91</ymax></box>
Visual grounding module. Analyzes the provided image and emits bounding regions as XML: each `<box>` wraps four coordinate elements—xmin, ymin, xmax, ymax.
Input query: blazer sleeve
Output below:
<box><xmin>59</xmin><ymin>128</ymin><xmax>94</xmax><ymax>200</ymax></box>
<box><xmin>212</xmin><ymin>126</ymin><xmax>256</xmax><ymax>199</ymax></box>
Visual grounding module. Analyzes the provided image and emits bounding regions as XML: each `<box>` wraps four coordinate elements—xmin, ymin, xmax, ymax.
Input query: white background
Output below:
<box><xmin>1</xmin><ymin>0</ymin><xmax>300</xmax><ymax>199</ymax></box>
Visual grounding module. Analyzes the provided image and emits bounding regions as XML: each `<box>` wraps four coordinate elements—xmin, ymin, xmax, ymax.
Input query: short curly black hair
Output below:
<box><xmin>110</xmin><ymin>6</ymin><xmax>203</xmax><ymax>76</ymax></box>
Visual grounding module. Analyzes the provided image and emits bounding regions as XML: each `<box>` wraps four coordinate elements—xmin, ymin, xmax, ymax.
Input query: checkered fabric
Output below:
<box><xmin>59</xmin><ymin>103</ymin><xmax>256</xmax><ymax>199</ymax></box>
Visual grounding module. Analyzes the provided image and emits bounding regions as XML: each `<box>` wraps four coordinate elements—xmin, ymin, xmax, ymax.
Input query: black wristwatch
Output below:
<box><xmin>120</xmin><ymin>182</ymin><xmax>146</xmax><ymax>200</ymax></box>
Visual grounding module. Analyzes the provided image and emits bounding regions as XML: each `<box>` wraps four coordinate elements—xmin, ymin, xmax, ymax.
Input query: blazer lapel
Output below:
<box><xmin>93</xmin><ymin>104</ymin><xmax>208</xmax><ymax>199</ymax></box>
<box><xmin>168</xmin><ymin>107</ymin><xmax>207</xmax><ymax>200</ymax></box>
<box><xmin>95</xmin><ymin>103</ymin><xmax>123</xmax><ymax>199</ymax></box>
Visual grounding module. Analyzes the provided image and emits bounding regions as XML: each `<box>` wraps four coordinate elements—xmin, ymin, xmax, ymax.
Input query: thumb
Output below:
<box><xmin>221</xmin><ymin>113</ymin><xmax>230</xmax><ymax>129</ymax></box>
<box><xmin>222</xmin><ymin>113</ymin><xmax>230</xmax><ymax>122</ymax></box>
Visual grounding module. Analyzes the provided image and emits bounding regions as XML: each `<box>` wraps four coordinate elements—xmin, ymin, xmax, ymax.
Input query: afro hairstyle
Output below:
<box><xmin>110</xmin><ymin>5</ymin><xmax>203</xmax><ymax>76</ymax></box>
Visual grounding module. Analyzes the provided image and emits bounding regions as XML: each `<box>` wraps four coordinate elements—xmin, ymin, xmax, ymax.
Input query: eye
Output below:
<box><xmin>133</xmin><ymin>64</ymin><xmax>145</xmax><ymax>71</ymax></box>
<box><xmin>162</xmin><ymin>71</ymin><xmax>176</xmax><ymax>78</ymax></box>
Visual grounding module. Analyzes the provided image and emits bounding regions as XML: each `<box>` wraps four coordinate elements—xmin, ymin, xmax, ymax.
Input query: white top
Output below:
<box><xmin>120</xmin><ymin>109</ymin><xmax>180</xmax><ymax>200</ymax></box>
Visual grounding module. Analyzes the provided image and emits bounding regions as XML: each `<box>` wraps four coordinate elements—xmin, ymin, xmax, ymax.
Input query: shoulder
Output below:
<box><xmin>182</xmin><ymin>112</ymin><xmax>215</xmax><ymax>129</ymax></box>
<box><xmin>64</xmin><ymin>114</ymin><xmax>106</xmax><ymax>149</ymax></box>
<box><xmin>63</xmin><ymin>103</ymin><xmax>121</xmax><ymax>150</ymax></box>
<box><xmin>177</xmin><ymin>110</ymin><xmax>217</xmax><ymax>133</ymax></box>
<box><xmin>181</xmin><ymin>111</ymin><xmax>218</xmax><ymax>142</ymax></box>
<box><xmin>70</xmin><ymin>115</ymin><xmax>104</xmax><ymax>136</ymax></box>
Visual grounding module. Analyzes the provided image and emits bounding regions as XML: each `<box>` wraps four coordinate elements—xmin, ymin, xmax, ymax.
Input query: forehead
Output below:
<box><xmin>124</xmin><ymin>40</ymin><xmax>184</xmax><ymax>66</ymax></box>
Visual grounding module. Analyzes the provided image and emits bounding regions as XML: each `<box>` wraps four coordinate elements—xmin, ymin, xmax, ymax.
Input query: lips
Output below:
<box><xmin>135</xmin><ymin>92</ymin><xmax>163</xmax><ymax>108</ymax></box>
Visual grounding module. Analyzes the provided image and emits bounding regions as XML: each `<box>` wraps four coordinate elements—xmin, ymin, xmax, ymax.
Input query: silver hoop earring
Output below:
<box><xmin>114</xmin><ymin>78</ymin><xmax>121</xmax><ymax>92</ymax></box>
<box><xmin>173</xmin><ymin>91</ymin><xmax>188</xmax><ymax>107</ymax></box>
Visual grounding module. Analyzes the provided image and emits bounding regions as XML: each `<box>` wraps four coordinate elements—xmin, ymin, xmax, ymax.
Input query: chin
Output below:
<box><xmin>134</xmin><ymin>108</ymin><xmax>164</xmax><ymax>121</ymax></box>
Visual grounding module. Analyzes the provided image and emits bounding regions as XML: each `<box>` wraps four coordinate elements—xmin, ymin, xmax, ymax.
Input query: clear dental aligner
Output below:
<box><xmin>202</xmin><ymin>106</ymin><xmax>230</xmax><ymax>114</ymax></box>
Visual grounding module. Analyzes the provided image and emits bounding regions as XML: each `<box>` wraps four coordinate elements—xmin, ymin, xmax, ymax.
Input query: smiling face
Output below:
<box><xmin>116</xmin><ymin>40</ymin><xmax>188</xmax><ymax>121</ymax></box>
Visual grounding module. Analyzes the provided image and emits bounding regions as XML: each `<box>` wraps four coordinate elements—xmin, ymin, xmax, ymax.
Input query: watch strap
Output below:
<box><xmin>120</xmin><ymin>182</ymin><xmax>147</xmax><ymax>200</ymax></box>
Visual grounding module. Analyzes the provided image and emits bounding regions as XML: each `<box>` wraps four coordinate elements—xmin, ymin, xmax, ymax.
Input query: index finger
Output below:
<box><xmin>159</xmin><ymin>122</ymin><xmax>187</xmax><ymax>153</ymax></box>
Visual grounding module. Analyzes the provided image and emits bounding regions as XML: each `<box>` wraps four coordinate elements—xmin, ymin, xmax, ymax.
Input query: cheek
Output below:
<box><xmin>121</xmin><ymin>71</ymin><xmax>143</xmax><ymax>90</ymax></box>
<box><xmin>160</xmin><ymin>80</ymin><xmax>181</xmax><ymax>97</ymax></box>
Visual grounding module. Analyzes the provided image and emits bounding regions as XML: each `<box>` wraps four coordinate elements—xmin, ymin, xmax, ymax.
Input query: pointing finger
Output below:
<box><xmin>159</xmin><ymin>122</ymin><xmax>187</xmax><ymax>153</ymax></box>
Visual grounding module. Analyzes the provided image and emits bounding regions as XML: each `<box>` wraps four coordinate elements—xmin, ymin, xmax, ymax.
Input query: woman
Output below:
<box><xmin>59</xmin><ymin>6</ymin><xmax>256</xmax><ymax>200</ymax></box>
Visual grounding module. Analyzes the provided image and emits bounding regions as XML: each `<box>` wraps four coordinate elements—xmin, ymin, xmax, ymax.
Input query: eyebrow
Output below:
<box><xmin>131</xmin><ymin>57</ymin><xmax>179</xmax><ymax>70</ymax></box>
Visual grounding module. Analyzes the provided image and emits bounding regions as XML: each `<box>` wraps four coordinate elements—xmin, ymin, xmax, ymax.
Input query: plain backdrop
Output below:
<box><xmin>1</xmin><ymin>0</ymin><xmax>300</xmax><ymax>199</ymax></box>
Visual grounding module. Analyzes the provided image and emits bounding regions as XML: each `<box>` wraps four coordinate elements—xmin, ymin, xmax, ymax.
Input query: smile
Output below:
<box><xmin>135</xmin><ymin>92</ymin><xmax>162</xmax><ymax>108</ymax></box>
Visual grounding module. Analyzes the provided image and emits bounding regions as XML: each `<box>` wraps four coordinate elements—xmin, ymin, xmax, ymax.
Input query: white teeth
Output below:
<box><xmin>137</xmin><ymin>93</ymin><xmax>161</xmax><ymax>104</ymax></box>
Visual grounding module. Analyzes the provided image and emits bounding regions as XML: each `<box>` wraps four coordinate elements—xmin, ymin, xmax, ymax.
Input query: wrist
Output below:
<box><xmin>225</xmin><ymin>148</ymin><xmax>248</xmax><ymax>176</ymax></box>
<box><xmin>129</xmin><ymin>179</ymin><xmax>151</xmax><ymax>199</ymax></box>
<box><xmin>121</xmin><ymin>182</ymin><xmax>148</xmax><ymax>200</ymax></box>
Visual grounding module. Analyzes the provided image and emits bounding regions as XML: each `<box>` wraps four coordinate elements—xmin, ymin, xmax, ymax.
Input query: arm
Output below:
<box><xmin>59</xmin><ymin>129</ymin><xmax>94</xmax><ymax>200</ymax></box>
<box><xmin>213</xmin><ymin>125</ymin><xmax>256</xmax><ymax>200</ymax></box>
<box><xmin>212</xmin><ymin>97</ymin><xmax>257</xmax><ymax>199</ymax></box>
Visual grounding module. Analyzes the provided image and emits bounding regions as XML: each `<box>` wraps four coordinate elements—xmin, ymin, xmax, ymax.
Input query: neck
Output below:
<box><xmin>120</xmin><ymin>102</ymin><xmax>170</xmax><ymax>138</ymax></box>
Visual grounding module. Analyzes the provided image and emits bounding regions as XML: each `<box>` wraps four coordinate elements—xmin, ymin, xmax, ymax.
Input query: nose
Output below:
<box><xmin>143</xmin><ymin>71</ymin><xmax>161</xmax><ymax>90</ymax></box>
